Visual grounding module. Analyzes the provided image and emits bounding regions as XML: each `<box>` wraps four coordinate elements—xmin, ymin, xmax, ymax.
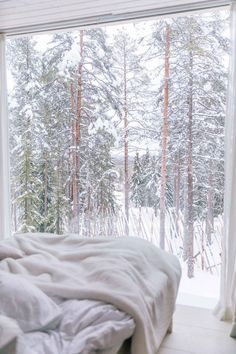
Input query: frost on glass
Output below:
<box><xmin>7</xmin><ymin>10</ymin><xmax>229</xmax><ymax>282</ymax></box>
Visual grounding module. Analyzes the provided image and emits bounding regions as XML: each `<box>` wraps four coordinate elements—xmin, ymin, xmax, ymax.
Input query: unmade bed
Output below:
<box><xmin>0</xmin><ymin>234</ymin><xmax>181</xmax><ymax>354</ymax></box>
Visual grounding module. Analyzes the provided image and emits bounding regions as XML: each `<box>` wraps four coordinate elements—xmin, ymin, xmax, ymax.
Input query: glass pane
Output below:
<box><xmin>7</xmin><ymin>9</ymin><xmax>229</xmax><ymax>297</ymax></box>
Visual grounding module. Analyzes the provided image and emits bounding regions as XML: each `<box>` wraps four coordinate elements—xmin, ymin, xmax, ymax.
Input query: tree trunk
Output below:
<box><xmin>123</xmin><ymin>39</ymin><xmax>129</xmax><ymax>235</ymax></box>
<box><xmin>44</xmin><ymin>150</ymin><xmax>48</xmax><ymax>231</ymax></box>
<box><xmin>56</xmin><ymin>159</ymin><xmax>60</xmax><ymax>234</ymax></box>
<box><xmin>206</xmin><ymin>160</ymin><xmax>214</xmax><ymax>245</ymax></box>
<box><xmin>174</xmin><ymin>151</ymin><xmax>180</xmax><ymax>237</ymax></box>
<box><xmin>160</xmin><ymin>24</ymin><xmax>170</xmax><ymax>250</ymax></box>
<box><xmin>12</xmin><ymin>183</ymin><xmax>17</xmax><ymax>232</ymax></box>
<box><xmin>70</xmin><ymin>82</ymin><xmax>75</xmax><ymax>207</ymax></box>
<box><xmin>71</xmin><ymin>30</ymin><xmax>84</xmax><ymax>226</ymax></box>
<box><xmin>201</xmin><ymin>223</ymin><xmax>205</xmax><ymax>271</ymax></box>
<box><xmin>186</xmin><ymin>30</ymin><xmax>194</xmax><ymax>279</ymax></box>
<box><xmin>183</xmin><ymin>168</ymin><xmax>189</xmax><ymax>261</ymax></box>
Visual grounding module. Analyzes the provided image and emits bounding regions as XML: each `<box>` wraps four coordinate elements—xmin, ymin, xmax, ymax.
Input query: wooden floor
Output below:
<box><xmin>159</xmin><ymin>305</ymin><xmax>236</xmax><ymax>354</ymax></box>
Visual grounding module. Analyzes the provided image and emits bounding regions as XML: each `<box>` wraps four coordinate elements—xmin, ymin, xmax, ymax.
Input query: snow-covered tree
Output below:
<box><xmin>130</xmin><ymin>152</ymin><xmax>144</xmax><ymax>207</ymax></box>
<box><xmin>8</xmin><ymin>37</ymin><xmax>42</xmax><ymax>232</ymax></box>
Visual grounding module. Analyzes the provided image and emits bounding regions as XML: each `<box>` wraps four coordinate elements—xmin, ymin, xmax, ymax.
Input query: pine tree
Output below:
<box><xmin>159</xmin><ymin>24</ymin><xmax>171</xmax><ymax>250</ymax></box>
<box><xmin>8</xmin><ymin>37</ymin><xmax>42</xmax><ymax>232</ymax></box>
<box><xmin>67</xmin><ymin>28</ymin><xmax>120</xmax><ymax>232</ymax></box>
<box><xmin>37</xmin><ymin>33</ymin><xmax>73</xmax><ymax>233</ymax></box>
<box><xmin>113</xmin><ymin>27</ymin><xmax>150</xmax><ymax>234</ymax></box>
<box><xmin>166</xmin><ymin>13</ymin><xmax>228</xmax><ymax>276</ymax></box>
<box><xmin>130</xmin><ymin>152</ymin><xmax>144</xmax><ymax>207</ymax></box>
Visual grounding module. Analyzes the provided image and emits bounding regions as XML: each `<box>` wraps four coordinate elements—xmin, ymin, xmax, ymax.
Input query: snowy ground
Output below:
<box><xmin>177</xmin><ymin>263</ymin><xmax>220</xmax><ymax>309</ymax></box>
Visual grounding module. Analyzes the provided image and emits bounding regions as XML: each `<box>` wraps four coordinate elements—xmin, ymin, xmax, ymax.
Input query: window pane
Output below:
<box><xmin>7</xmin><ymin>9</ymin><xmax>229</xmax><ymax>292</ymax></box>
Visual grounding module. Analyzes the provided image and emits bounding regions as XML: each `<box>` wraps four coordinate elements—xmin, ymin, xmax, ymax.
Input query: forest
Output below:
<box><xmin>7</xmin><ymin>10</ymin><xmax>229</xmax><ymax>278</ymax></box>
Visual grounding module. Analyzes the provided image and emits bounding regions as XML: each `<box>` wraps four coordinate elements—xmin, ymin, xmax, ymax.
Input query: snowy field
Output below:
<box><xmin>178</xmin><ymin>264</ymin><xmax>220</xmax><ymax>308</ymax></box>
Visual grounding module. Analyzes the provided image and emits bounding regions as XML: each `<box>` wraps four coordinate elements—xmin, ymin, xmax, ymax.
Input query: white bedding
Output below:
<box><xmin>0</xmin><ymin>233</ymin><xmax>181</xmax><ymax>354</ymax></box>
<box><xmin>14</xmin><ymin>299</ymin><xmax>135</xmax><ymax>354</ymax></box>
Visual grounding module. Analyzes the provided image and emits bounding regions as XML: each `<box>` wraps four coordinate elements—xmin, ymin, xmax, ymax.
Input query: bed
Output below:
<box><xmin>0</xmin><ymin>233</ymin><xmax>181</xmax><ymax>354</ymax></box>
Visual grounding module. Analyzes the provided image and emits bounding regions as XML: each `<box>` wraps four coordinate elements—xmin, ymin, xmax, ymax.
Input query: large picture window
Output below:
<box><xmin>7</xmin><ymin>9</ymin><xmax>229</xmax><ymax>295</ymax></box>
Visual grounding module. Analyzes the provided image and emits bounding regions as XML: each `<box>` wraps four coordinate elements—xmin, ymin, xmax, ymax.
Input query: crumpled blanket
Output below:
<box><xmin>0</xmin><ymin>233</ymin><xmax>181</xmax><ymax>354</ymax></box>
<box><xmin>15</xmin><ymin>298</ymin><xmax>135</xmax><ymax>354</ymax></box>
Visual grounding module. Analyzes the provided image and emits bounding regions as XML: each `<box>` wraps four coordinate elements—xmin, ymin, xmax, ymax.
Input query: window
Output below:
<box><xmin>7</xmin><ymin>9</ymin><xmax>229</xmax><ymax>298</ymax></box>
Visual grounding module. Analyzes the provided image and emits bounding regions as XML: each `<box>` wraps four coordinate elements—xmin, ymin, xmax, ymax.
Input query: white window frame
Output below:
<box><xmin>0</xmin><ymin>34</ymin><xmax>11</xmax><ymax>239</ymax></box>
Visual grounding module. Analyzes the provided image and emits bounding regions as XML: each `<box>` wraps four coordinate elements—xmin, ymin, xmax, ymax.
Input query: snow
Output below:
<box><xmin>25</xmin><ymin>82</ymin><xmax>36</xmax><ymax>91</ymax></box>
<box><xmin>177</xmin><ymin>265</ymin><xmax>220</xmax><ymax>309</ymax></box>
<box><xmin>57</xmin><ymin>41</ymin><xmax>81</xmax><ymax>71</ymax></box>
<box><xmin>88</xmin><ymin>117</ymin><xmax>119</xmax><ymax>141</ymax></box>
<box><xmin>179</xmin><ymin>263</ymin><xmax>220</xmax><ymax>295</ymax></box>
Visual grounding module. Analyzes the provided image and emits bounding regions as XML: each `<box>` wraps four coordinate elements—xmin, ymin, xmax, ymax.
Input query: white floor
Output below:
<box><xmin>159</xmin><ymin>305</ymin><xmax>236</xmax><ymax>354</ymax></box>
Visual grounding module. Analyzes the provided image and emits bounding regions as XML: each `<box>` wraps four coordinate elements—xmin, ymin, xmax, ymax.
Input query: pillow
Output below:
<box><xmin>0</xmin><ymin>272</ymin><xmax>62</xmax><ymax>332</ymax></box>
<box><xmin>0</xmin><ymin>315</ymin><xmax>22</xmax><ymax>350</ymax></box>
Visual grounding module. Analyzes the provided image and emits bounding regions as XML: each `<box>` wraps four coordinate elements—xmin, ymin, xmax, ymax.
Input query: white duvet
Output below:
<box><xmin>15</xmin><ymin>299</ymin><xmax>135</xmax><ymax>354</ymax></box>
<box><xmin>0</xmin><ymin>234</ymin><xmax>181</xmax><ymax>354</ymax></box>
